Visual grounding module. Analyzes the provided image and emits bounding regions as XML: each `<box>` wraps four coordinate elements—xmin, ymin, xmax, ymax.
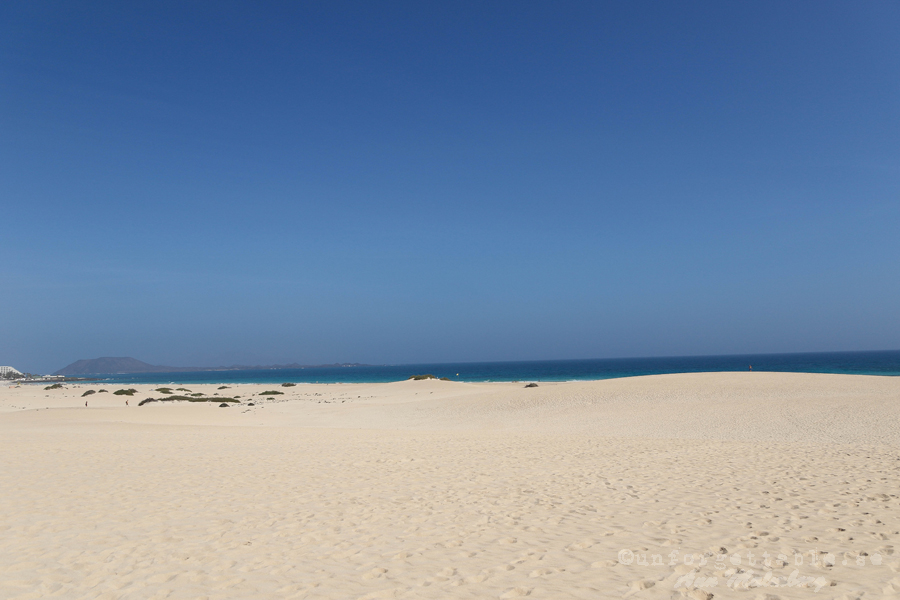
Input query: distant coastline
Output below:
<box><xmin>53</xmin><ymin>357</ymin><xmax>371</xmax><ymax>377</ymax></box>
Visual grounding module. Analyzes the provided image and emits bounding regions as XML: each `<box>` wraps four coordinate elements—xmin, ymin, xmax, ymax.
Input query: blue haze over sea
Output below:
<box><xmin>84</xmin><ymin>350</ymin><xmax>900</xmax><ymax>385</ymax></box>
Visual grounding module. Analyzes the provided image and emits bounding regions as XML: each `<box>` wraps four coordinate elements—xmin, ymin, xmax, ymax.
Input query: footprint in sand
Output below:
<box><xmin>500</xmin><ymin>587</ymin><xmax>531</xmax><ymax>598</ymax></box>
<box><xmin>591</xmin><ymin>560</ymin><xmax>618</xmax><ymax>568</ymax></box>
<box><xmin>362</xmin><ymin>567</ymin><xmax>387</xmax><ymax>580</ymax></box>
<box><xmin>624</xmin><ymin>579</ymin><xmax>655</xmax><ymax>598</ymax></box>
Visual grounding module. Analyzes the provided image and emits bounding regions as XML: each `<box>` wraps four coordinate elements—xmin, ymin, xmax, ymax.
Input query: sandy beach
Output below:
<box><xmin>2</xmin><ymin>372</ymin><xmax>899</xmax><ymax>599</ymax></box>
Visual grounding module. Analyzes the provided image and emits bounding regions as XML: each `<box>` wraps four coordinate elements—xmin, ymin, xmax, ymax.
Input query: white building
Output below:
<box><xmin>0</xmin><ymin>366</ymin><xmax>23</xmax><ymax>377</ymax></box>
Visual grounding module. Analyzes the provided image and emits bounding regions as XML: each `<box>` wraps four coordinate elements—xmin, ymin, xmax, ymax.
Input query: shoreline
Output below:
<box><xmin>10</xmin><ymin>368</ymin><xmax>900</xmax><ymax>388</ymax></box>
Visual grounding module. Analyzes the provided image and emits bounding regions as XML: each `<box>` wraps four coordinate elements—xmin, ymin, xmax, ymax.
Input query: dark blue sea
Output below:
<box><xmin>84</xmin><ymin>350</ymin><xmax>900</xmax><ymax>385</ymax></box>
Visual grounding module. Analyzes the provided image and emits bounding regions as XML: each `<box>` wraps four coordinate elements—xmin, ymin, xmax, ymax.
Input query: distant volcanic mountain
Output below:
<box><xmin>54</xmin><ymin>357</ymin><xmax>367</xmax><ymax>376</ymax></box>
<box><xmin>54</xmin><ymin>357</ymin><xmax>185</xmax><ymax>375</ymax></box>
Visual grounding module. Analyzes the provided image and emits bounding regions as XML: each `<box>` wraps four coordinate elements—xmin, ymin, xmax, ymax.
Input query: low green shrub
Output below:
<box><xmin>408</xmin><ymin>374</ymin><xmax>436</xmax><ymax>380</ymax></box>
<box><xmin>44</xmin><ymin>383</ymin><xmax>63</xmax><ymax>390</ymax></box>
<box><xmin>260</xmin><ymin>390</ymin><xmax>284</xmax><ymax>395</ymax></box>
<box><xmin>156</xmin><ymin>387</ymin><xmax>173</xmax><ymax>394</ymax></box>
<box><xmin>113</xmin><ymin>389</ymin><xmax>138</xmax><ymax>396</ymax></box>
<box><xmin>281</xmin><ymin>383</ymin><xmax>296</xmax><ymax>387</ymax></box>
<box><xmin>185</xmin><ymin>396</ymin><xmax>237</xmax><ymax>403</ymax></box>
<box><xmin>139</xmin><ymin>395</ymin><xmax>239</xmax><ymax>404</ymax></box>
<box><xmin>81</xmin><ymin>390</ymin><xmax>95</xmax><ymax>397</ymax></box>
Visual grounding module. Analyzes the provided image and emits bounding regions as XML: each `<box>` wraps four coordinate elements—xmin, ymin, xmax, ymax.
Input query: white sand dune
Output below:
<box><xmin>2</xmin><ymin>372</ymin><xmax>899</xmax><ymax>599</ymax></box>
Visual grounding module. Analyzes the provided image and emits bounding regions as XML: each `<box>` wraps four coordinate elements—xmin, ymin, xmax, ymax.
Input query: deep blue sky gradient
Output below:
<box><xmin>2</xmin><ymin>2</ymin><xmax>898</xmax><ymax>373</ymax></box>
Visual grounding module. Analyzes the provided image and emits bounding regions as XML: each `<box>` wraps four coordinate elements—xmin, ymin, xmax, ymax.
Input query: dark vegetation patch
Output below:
<box><xmin>440</xmin><ymin>377</ymin><xmax>450</xmax><ymax>381</ymax></box>
<box><xmin>281</xmin><ymin>383</ymin><xmax>296</xmax><ymax>387</ymax></box>
<box><xmin>156</xmin><ymin>387</ymin><xmax>173</xmax><ymax>394</ymax></box>
<box><xmin>525</xmin><ymin>383</ymin><xmax>539</xmax><ymax>388</ymax></box>
<box><xmin>408</xmin><ymin>374</ymin><xmax>436</xmax><ymax>380</ymax></box>
<box><xmin>138</xmin><ymin>396</ymin><xmax>239</xmax><ymax>406</ymax></box>
<box><xmin>114</xmin><ymin>389</ymin><xmax>138</xmax><ymax>396</ymax></box>
<box><xmin>260</xmin><ymin>390</ymin><xmax>283</xmax><ymax>395</ymax></box>
<box><xmin>44</xmin><ymin>383</ymin><xmax>63</xmax><ymax>390</ymax></box>
<box><xmin>218</xmin><ymin>386</ymin><xmax>229</xmax><ymax>390</ymax></box>
<box><xmin>97</xmin><ymin>389</ymin><xmax>108</xmax><ymax>393</ymax></box>
<box><xmin>189</xmin><ymin>392</ymin><xmax>204</xmax><ymax>397</ymax></box>
<box><xmin>81</xmin><ymin>390</ymin><xmax>95</xmax><ymax>397</ymax></box>
<box><xmin>176</xmin><ymin>388</ymin><xmax>190</xmax><ymax>391</ymax></box>
<box><xmin>219</xmin><ymin>403</ymin><xmax>230</xmax><ymax>408</ymax></box>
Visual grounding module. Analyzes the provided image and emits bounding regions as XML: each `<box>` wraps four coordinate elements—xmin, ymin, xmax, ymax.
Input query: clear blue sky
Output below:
<box><xmin>2</xmin><ymin>2</ymin><xmax>898</xmax><ymax>373</ymax></box>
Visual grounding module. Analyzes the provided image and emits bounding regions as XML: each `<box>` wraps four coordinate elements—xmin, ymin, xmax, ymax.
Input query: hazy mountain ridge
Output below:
<box><xmin>54</xmin><ymin>357</ymin><xmax>367</xmax><ymax>376</ymax></box>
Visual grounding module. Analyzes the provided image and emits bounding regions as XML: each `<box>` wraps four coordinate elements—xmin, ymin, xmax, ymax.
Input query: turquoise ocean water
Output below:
<box><xmin>81</xmin><ymin>350</ymin><xmax>900</xmax><ymax>385</ymax></box>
